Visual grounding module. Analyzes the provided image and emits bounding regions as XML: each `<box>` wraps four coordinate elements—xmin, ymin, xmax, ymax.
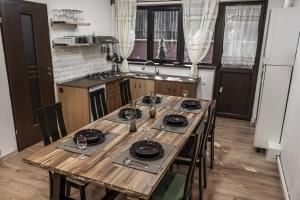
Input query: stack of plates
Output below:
<box><xmin>118</xmin><ymin>108</ymin><xmax>142</xmax><ymax>119</ymax></box>
<box><xmin>130</xmin><ymin>140</ymin><xmax>164</xmax><ymax>160</ymax></box>
<box><xmin>73</xmin><ymin>129</ymin><xmax>105</xmax><ymax>146</ymax></box>
<box><xmin>181</xmin><ymin>100</ymin><xmax>202</xmax><ymax>110</ymax></box>
<box><xmin>142</xmin><ymin>96</ymin><xmax>162</xmax><ymax>104</ymax></box>
<box><xmin>163</xmin><ymin>114</ymin><xmax>188</xmax><ymax>127</ymax></box>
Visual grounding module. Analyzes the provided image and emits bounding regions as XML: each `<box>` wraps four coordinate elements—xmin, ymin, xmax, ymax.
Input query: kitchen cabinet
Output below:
<box><xmin>58</xmin><ymin>86</ymin><xmax>90</xmax><ymax>133</ymax></box>
<box><xmin>106</xmin><ymin>79</ymin><xmax>122</xmax><ymax>113</ymax></box>
<box><xmin>155</xmin><ymin>80</ymin><xmax>197</xmax><ymax>98</ymax></box>
<box><xmin>130</xmin><ymin>79</ymin><xmax>155</xmax><ymax>100</ymax></box>
<box><xmin>57</xmin><ymin>79</ymin><xmax>123</xmax><ymax>133</ymax></box>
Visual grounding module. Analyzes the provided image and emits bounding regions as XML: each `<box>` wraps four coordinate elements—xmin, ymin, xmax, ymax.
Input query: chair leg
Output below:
<box><xmin>199</xmin><ymin>159</ymin><xmax>203</xmax><ymax>200</ymax></box>
<box><xmin>210</xmin><ymin>129</ymin><xmax>215</xmax><ymax>169</ymax></box>
<box><xmin>49</xmin><ymin>172</ymin><xmax>53</xmax><ymax>200</ymax></box>
<box><xmin>65</xmin><ymin>181</ymin><xmax>71</xmax><ymax>197</ymax></box>
<box><xmin>204</xmin><ymin>154</ymin><xmax>207</xmax><ymax>189</ymax></box>
<box><xmin>79</xmin><ymin>187</ymin><xmax>86</xmax><ymax>200</ymax></box>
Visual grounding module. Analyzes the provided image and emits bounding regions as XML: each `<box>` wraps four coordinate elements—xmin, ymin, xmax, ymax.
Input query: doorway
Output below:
<box><xmin>1</xmin><ymin>0</ymin><xmax>55</xmax><ymax>150</ymax></box>
<box><xmin>213</xmin><ymin>1</ymin><xmax>267</xmax><ymax>120</ymax></box>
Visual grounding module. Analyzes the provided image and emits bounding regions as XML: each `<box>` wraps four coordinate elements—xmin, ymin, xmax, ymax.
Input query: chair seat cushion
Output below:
<box><xmin>151</xmin><ymin>171</ymin><xmax>186</xmax><ymax>200</ymax></box>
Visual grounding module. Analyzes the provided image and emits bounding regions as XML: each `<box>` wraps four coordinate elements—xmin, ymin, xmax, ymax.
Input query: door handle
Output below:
<box><xmin>47</xmin><ymin>67</ymin><xmax>52</xmax><ymax>76</ymax></box>
<box><xmin>219</xmin><ymin>86</ymin><xmax>223</xmax><ymax>93</ymax></box>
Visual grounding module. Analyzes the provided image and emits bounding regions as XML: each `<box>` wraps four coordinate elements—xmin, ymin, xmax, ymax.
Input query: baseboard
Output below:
<box><xmin>277</xmin><ymin>156</ymin><xmax>290</xmax><ymax>200</ymax></box>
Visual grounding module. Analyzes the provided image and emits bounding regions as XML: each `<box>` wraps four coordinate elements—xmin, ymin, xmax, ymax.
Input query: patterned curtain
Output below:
<box><xmin>222</xmin><ymin>5</ymin><xmax>261</xmax><ymax>68</ymax></box>
<box><xmin>183</xmin><ymin>0</ymin><xmax>218</xmax><ymax>78</ymax></box>
<box><xmin>115</xmin><ymin>0</ymin><xmax>137</xmax><ymax>72</ymax></box>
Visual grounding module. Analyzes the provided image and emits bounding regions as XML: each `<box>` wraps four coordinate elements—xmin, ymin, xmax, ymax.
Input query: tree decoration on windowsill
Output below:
<box><xmin>157</xmin><ymin>38</ymin><xmax>167</xmax><ymax>64</ymax></box>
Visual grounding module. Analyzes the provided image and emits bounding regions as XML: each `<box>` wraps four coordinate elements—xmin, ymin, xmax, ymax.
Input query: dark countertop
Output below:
<box><xmin>128</xmin><ymin>61</ymin><xmax>217</xmax><ymax>70</ymax></box>
<box><xmin>57</xmin><ymin>76</ymin><xmax>122</xmax><ymax>89</ymax></box>
<box><xmin>57</xmin><ymin>73</ymin><xmax>201</xmax><ymax>89</ymax></box>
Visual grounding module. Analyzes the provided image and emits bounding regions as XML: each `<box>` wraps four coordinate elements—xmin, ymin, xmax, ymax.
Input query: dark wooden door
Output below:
<box><xmin>1</xmin><ymin>0</ymin><xmax>55</xmax><ymax>150</ymax></box>
<box><xmin>213</xmin><ymin>1</ymin><xmax>267</xmax><ymax>120</ymax></box>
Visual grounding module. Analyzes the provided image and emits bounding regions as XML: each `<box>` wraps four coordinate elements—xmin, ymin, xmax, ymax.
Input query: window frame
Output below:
<box><xmin>129</xmin><ymin>5</ymin><xmax>185</xmax><ymax>64</ymax></box>
<box><xmin>129</xmin><ymin>4</ymin><xmax>216</xmax><ymax>66</ymax></box>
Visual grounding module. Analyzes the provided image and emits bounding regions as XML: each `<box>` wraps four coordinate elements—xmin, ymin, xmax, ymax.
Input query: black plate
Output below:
<box><xmin>130</xmin><ymin>140</ymin><xmax>164</xmax><ymax>161</ymax></box>
<box><xmin>73</xmin><ymin>129</ymin><xmax>105</xmax><ymax>146</ymax></box>
<box><xmin>118</xmin><ymin>108</ymin><xmax>142</xmax><ymax>119</ymax></box>
<box><xmin>163</xmin><ymin>114</ymin><xmax>188</xmax><ymax>127</ymax></box>
<box><xmin>142</xmin><ymin>96</ymin><xmax>162</xmax><ymax>104</ymax></box>
<box><xmin>181</xmin><ymin>100</ymin><xmax>202</xmax><ymax>109</ymax></box>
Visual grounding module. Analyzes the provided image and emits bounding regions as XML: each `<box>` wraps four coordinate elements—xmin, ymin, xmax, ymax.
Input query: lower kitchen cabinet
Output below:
<box><xmin>57</xmin><ymin>79</ymin><xmax>123</xmax><ymax>133</ymax></box>
<box><xmin>130</xmin><ymin>79</ymin><xmax>155</xmax><ymax>100</ymax></box>
<box><xmin>106</xmin><ymin>79</ymin><xmax>122</xmax><ymax>113</ymax></box>
<box><xmin>155</xmin><ymin>80</ymin><xmax>197</xmax><ymax>98</ymax></box>
<box><xmin>58</xmin><ymin>86</ymin><xmax>90</xmax><ymax>133</ymax></box>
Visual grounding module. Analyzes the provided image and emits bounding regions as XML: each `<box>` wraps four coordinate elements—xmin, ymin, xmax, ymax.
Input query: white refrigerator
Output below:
<box><xmin>254</xmin><ymin>7</ymin><xmax>300</xmax><ymax>151</ymax></box>
<box><xmin>279</xmin><ymin>40</ymin><xmax>300</xmax><ymax>200</ymax></box>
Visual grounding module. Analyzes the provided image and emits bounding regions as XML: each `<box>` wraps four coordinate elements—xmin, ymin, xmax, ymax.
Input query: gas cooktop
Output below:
<box><xmin>86</xmin><ymin>71</ymin><xmax>120</xmax><ymax>81</ymax></box>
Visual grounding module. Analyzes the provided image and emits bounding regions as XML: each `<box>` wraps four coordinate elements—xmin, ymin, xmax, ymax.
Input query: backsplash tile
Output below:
<box><xmin>52</xmin><ymin>46</ymin><xmax>111</xmax><ymax>83</ymax></box>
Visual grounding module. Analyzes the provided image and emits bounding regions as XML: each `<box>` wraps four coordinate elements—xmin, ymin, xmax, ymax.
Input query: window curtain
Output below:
<box><xmin>115</xmin><ymin>0</ymin><xmax>137</xmax><ymax>72</ymax></box>
<box><xmin>183</xmin><ymin>0</ymin><xmax>218</xmax><ymax>78</ymax></box>
<box><xmin>222</xmin><ymin>5</ymin><xmax>261</xmax><ymax>67</ymax></box>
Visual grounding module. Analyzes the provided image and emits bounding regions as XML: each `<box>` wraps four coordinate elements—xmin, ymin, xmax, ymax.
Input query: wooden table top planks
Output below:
<box><xmin>23</xmin><ymin>95</ymin><xmax>211</xmax><ymax>199</ymax></box>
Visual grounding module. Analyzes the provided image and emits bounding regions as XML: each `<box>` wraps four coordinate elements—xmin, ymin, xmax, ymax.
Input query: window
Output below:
<box><xmin>130</xmin><ymin>9</ymin><xmax>148</xmax><ymax>60</ymax></box>
<box><xmin>153</xmin><ymin>10</ymin><xmax>178</xmax><ymax>61</ymax></box>
<box><xmin>129</xmin><ymin>5</ymin><xmax>214</xmax><ymax>65</ymax></box>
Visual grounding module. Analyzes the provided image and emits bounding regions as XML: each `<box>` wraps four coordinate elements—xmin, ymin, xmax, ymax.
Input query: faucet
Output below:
<box><xmin>141</xmin><ymin>60</ymin><xmax>159</xmax><ymax>75</ymax></box>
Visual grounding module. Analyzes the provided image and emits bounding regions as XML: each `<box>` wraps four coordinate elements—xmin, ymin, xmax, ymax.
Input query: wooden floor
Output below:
<box><xmin>0</xmin><ymin>117</ymin><xmax>283</xmax><ymax>200</ymax></box>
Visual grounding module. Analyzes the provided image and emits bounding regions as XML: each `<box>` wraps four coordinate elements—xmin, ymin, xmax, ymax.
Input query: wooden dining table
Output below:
<box><xmin>23</xmin><ymin>95</ymin><xmax>211</xmax><ymax>200</ymax></box>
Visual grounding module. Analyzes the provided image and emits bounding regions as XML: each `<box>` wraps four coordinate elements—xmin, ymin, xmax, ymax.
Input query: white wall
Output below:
<box><xmin>31</xmin><ymin>0</ymin><xmax>114</xmax><ymax>83</ymax></box>
<box><xmin>0</xmin><ymin>0</ymin><xmax>113</xmax><ymax>157</ymax></box>
<box><xmin>0</xmin><ymin>29</ymin><xmax>18</xmax><ymax>157</ymax></box>
<box><xmin>294</xmin><ymin>0</ymin><xmax>300</xmax><ymax>6</ymax></box>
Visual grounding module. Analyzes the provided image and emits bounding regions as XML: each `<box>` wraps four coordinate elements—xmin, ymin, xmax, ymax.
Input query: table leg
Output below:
<box><xmin>126</xmin><ymin>196</ymin><xmax>142</xmax><ymax>200</ymax></box>
<box><xmin>52</xmin><ymin>172</ymin><xmax>67</xmax><ymax>200</ymax></box>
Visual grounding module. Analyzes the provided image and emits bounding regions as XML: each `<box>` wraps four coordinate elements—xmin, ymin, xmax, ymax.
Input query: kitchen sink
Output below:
<box><xmin>129</xmin><ymin>71</ymin><xmax>155</xmax><ymax>79</ymax></box>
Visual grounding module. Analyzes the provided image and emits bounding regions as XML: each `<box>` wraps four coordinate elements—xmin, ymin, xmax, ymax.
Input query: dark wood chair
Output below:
<box><xmin>151</xmin><ymin>121</ymin><xmax>205</xmax><ymax>200</ymax></box>
<box><xmin>89</xmin><ymin>88</ymin><xmax>107</xmax><ymax>121</ymax></box>
<box><xmin>37</xmin><ymin>103</ymin><xmax>88</xmax><ymax>200</ymax></box>
<box><xmin>207</xmin><ymin>86</ymin><xmax>222</xmax><ymax>169</ymax></box>
<box><xmin>173</xmin><ymin>102</ymin><xmax>215</xmax><ymax>200</ymax></box>
<box><xmin>120</xmin><ymin>79</ymin><xmax>132</xmax><ymax>106</ymax></box>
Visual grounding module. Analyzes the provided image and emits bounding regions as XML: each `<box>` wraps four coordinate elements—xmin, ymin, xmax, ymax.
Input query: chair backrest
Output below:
<box><xmin>120</xmin><ymin>79</ymin><xmax>132</xmax><ymax>105</ymax></box>
<box><xmin>184</xmin><ymin>121</ymin><xmax>206</xmax><ymax>199</ymax></box>
<box><xmin>210</xmin><ymin>87</ymin><xmax>223</xmax><ymax>129</ymax></box>
<box><xmin>201</xmin><ymin>101</ymin><xmax>216</xmax><ymax>155</ymax></box>
<box><xmin>37</xmin><ymin>103</ymin><xmax>67</xmax><ymax>146</ymax></box>
<box><xmin>89</xmin><ymin>88</ymin><xmax>107</xmax><ymax>121</ymax></box>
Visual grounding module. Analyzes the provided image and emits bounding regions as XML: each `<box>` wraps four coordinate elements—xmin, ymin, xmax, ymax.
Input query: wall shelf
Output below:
<box><xmin>50</xmin><ymin>19</ymin><xmax>90</xmax><ymax>27</ymax></box>
<box><xmin>52</xmin><ymin>43</ymin><xmax>96</xmax><ymax>48</ymax></box>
